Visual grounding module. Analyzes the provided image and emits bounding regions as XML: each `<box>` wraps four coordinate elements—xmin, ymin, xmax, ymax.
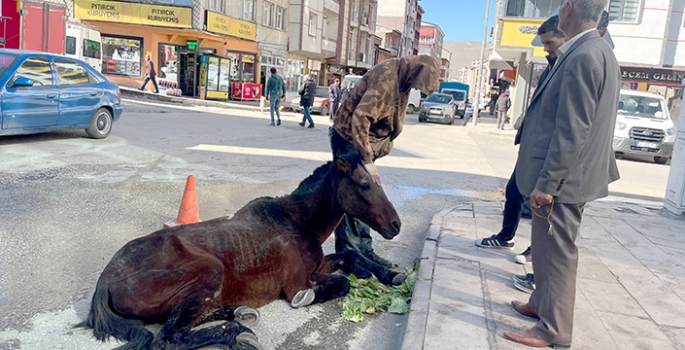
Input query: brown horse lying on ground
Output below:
<box><xmin>77</xmin><ymin>148</ymin><xmax>405</xmax><ymax>350</ymax></box>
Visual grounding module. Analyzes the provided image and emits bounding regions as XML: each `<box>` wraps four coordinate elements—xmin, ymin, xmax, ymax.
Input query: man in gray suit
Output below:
<box><xmin>503</xmin><ymin>0</ymin><xmax>621</xmax><ymax>347</ymax></box>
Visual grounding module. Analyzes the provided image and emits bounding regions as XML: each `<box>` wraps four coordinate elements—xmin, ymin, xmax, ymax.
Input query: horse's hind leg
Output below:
<box><xmin>323</xmin><ymin>251</ymin><xmax>407</xmax><ymax>286</ymax></box>
<box><xmin>183</xmin><ymin>321</ymin><xmax>261</xmax><ymax>350</ymax></box>
<box><xmin>196</xmin><ymin>305</ymin><xmax>260</xmax><ymax>326</ymax></box>
<box><xmin>289</xmin><ymin>273</ymin><xmax>350</xmax><ymax>308</ymax></box>
<box><xmin>150</xmin><ymin>261</ymin><xmax>225</xmax><ymax>349</ymax></box>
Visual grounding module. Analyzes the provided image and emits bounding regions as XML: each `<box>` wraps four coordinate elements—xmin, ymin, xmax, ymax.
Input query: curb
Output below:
<box><xmin>120</xmin><ymin>88</ymin><xmax>263</xmax><ymax>112</ymax></box>
<box><xmin>401</xmin><ymin>207</ymin><xmax>455</xmax><ymax>350</ymax></box>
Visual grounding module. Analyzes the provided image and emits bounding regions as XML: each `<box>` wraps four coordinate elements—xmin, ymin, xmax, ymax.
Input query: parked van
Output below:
<box><xmin>407</xmin><ymin>88</ymin><xmax>422</xmax><ymax>114</ymax></box>
<box><xmin>65</xmin><ymin>21</ymin><xmax>103</xmax><ymax>72</ymax></box>
<box><xmin>613</xmin><ymin>90</ymin><xmax>675</xmax><ymax>164</ymax></box>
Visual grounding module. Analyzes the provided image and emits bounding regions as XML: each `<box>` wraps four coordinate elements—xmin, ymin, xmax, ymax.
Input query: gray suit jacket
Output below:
<box><xmin>515</xmin><ymin>30</ymin><xmax>621</xmax><ymax>204</ymax></box>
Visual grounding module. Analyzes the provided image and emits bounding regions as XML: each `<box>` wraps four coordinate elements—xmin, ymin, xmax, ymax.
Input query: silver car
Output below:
<box><xmin>418</xmin><ymin>93</ymin><xmax>457</xmax><ymax>125</ymax></box>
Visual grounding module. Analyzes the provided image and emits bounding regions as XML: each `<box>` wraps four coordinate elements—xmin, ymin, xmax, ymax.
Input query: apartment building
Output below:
<box><xmin>375</xmin><ymin>24</ymin><xmax>402</xmax><ymax>63</ymax></box>
<box><xmin>326</xmin><ymin>0</ymin><xmax>378</xmax><ymax>83</ymax></box>
<box><xmin>376</xmin><ymin>0</ymin><xmax>422</xmax><ymax>57</ymax></box>
<box><xmin>440</xmin><ymin>48</ymin><xmax>452</xmax><ymax>82</ymax></box>
<box><xmin>287</xmin><ymin>0</ymin><xmax>340</xmax><ymax>96</ymax></box>
<box><xmin>418</xmin><ymin>22</ymin><xmax>444</xmax><ymax>63</ymax></box>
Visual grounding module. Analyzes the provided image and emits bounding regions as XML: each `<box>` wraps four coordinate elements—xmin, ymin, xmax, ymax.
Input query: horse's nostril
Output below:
<box><xmin>392</xmin><ymin>220</ymin><xmax>401</xmax><ymax>232</ymax></box>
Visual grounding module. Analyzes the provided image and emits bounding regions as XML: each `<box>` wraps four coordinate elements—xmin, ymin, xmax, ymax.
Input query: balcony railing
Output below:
<box><xmin>505</xmin><ymin>0</ymin><xmax>556</xmax><ymax>19</ymax></box>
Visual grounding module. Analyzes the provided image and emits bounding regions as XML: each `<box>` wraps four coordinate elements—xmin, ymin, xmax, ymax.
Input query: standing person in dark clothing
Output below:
<box><xmin>328</xmin><ymin>78</ymin><xmax>341</xmax><ymax>120</ymax></box>
<box><xmin>496</xmin><ymin>91</ymin><xmax>511</xmax><ymax>129</ymax></box>
<box><xmin>476</xmin><ymin>15</ymin><xmax>565</xmax><ymax>257</ymax></box>
<box><xmin>139</xmin><ymin>55</ymin><xmax>159</xmax><ymax>93</ymax></box>
<box><xmin>340</xmin><ymin>82</ymin><xmax>353</xmax><ymax>103</ymax></box>
<box><xmin>298</xmin><ymin>74</ymin><xmax>316</xmax><ymax>128</ymax></box>
<box><xmin>331</xmin><ymin>55</ymin><xmax>440</xmax><ymax>267</ymax></box>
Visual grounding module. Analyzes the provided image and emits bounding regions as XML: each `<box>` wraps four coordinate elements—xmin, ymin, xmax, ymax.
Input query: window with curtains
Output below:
<box><xmin>206</xmin><ymin>0</ymin><xmax>223</xmax><ymax>13</ymax></box>
<box><xmin>504</xmin><ymin>0</ymin><xmax>555</xmax><ymax>18</ymax></box>
<box><xmin>608</xmin><ymin>0</ymin><xmax>640</xmax><ymax>22</ymax></box>
<box><xmin>276</xmin><ymin>6</ymin><xmax>285</xmax><ymax>30</ymax></box>
<box><xmin>242</xmin><ymin>0</ymin><xmax>255</xmax><ymax>21</ymax></box>
<box><xmin>262</xmin><ymin>1</ymin><xmax>273</xmax><ymax>27</ymax></box>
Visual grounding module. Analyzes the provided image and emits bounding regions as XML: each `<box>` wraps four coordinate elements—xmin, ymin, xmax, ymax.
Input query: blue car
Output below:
<box><xmin>0</xmin><ymin>49</ymin><xmax>123</xmax><ymax>139</ymax></box>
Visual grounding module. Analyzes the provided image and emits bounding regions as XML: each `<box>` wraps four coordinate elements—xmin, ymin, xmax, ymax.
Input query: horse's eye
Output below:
<box><xmin>361</xmin><ymin>183</ymin><xmax>371</xmax><ymax>190</ymax></box>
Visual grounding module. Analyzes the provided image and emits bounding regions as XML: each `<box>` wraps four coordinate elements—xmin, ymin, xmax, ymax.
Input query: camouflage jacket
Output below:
<box><xmin>332</xmin><ymin>56</ymin><xmax>440</xmax><ymax>164</ymax></box>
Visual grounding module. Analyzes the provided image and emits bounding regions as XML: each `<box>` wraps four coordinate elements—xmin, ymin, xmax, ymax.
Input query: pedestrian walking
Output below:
<box><xmin>503</xmin><ymin>0</ymin><xmax>621</xmax><ymax>348</ymax></box>
<box><xmin>264</xmin><ymin>67</ymin><xmax>286</xmax><ymax>126</ymax></box>
<box><xmin>341</xmin><ymin>82</ymin><xmax>353</xmax><ymax>103</ymax></box>
<box><xmin>298</xmin><ymin>74</ymin><xmax>316</xmax><ymax>128</ymax></box>
<box><xmin>330</xmin><ymin>55</ymin><xmax>440</xmax><ymax>268</ymax></box>
<box><xmin>495</xmin><ymin>91</ymin><xmax>511</xmax><ymax>129</ymax></box>
<box><xmin>329</xmin><ymin>78</ymin><xmax>341</xmax><ymax>120</ymax></box>
<box><xmin>139</xmin><ymin>55</ymin><xmax>159</xmax><ymax>93</ymax></box>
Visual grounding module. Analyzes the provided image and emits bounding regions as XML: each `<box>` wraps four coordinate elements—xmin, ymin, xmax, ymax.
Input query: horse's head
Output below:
<box><xmin>333</xmin><ymin>155</ymin><xmax>401</xmax><ymax>239</ymax></box>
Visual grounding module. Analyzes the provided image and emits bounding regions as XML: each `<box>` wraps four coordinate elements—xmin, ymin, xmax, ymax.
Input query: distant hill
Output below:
<box><xmin>442</xmin><ymin>41</ymin><xmax>490</xmax><ymax>80</ymax></box>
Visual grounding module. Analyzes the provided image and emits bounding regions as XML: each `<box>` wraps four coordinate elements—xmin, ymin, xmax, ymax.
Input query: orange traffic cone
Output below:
<box><xmin>164</xmin><ymin>175</ymin><xmax>200</xmax><ymax>228</ymax></box>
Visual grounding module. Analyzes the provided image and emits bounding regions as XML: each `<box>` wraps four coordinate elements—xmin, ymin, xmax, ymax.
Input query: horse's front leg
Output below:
<box><xmin>323</xmin><ymin>251</ymin><xmax>407</xmax><ymax>286</ymax></box>
<box><xmin>287</xmin><ymin>273</ymin><xmax>350</xmax><ymax>308</ymax></box>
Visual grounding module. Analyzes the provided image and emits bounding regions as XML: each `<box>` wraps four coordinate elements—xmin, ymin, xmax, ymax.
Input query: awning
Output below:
<box><xmin>489</xmin><ymin>50</ymin><xmax>514</xmax><ymax>70</ymax></box>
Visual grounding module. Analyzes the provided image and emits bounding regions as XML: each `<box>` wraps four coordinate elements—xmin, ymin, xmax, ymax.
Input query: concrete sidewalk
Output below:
<box><xmin>119</xmin><ymin>87</ymin><xmax>265</xmax><ymax>112</ymax></box>
<box><xmin>402</xmin><ymin>200</ymin><xmax>685</xmax><ymax>350</ymax></box>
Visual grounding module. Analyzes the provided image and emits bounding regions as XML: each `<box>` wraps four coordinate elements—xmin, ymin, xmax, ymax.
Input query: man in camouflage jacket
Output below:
<box><xmin>330</xmin><ymin>55</ymin><xmax>440</xmax><ymax>266</ymax></box>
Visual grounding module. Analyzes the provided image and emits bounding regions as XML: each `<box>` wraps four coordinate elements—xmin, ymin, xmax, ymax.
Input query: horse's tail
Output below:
<box><xmin>74</xmin><ymin>283</ymin><xmax>153</xmax><ymax>348</ymax></box>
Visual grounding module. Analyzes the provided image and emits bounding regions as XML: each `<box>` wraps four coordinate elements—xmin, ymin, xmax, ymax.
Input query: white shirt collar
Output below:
<box><xmin>557</xmin><ymin>28</ymin><xmax>597</xmax><ymax>56</ymax></box>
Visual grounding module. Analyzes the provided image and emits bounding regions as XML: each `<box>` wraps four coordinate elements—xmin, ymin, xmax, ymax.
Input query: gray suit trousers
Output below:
<box><xmin>528</xmin><ymin>202</ymin><xmax>585</xmax><ymax>346</ymax></box>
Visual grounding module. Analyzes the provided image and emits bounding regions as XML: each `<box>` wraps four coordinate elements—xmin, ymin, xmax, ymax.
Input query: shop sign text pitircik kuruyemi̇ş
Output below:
<box><xmin>74</xmin><ymin>0</ymin><xmax>192</xmax><ymax>28</ymax></box>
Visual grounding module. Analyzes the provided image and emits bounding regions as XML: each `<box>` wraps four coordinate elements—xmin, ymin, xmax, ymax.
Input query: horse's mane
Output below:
<box><xmin>291</xmin><ymin>162</ymin><xmax>333</xmax><ymax>196</ymax></box>
<box><xmin>291</xmin><ymin>133</ymin><xmax>364</xmax><ymax>197</ymax></box>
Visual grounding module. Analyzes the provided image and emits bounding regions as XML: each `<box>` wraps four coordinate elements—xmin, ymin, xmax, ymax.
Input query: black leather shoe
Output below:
<box><xmin>277</xmin><ymin>119</ymin><xmax>281</xmax><ymax>126</ymax></box>
<box><xmin>363</xmin><ymin>250</ymin><xmax>394</xmax><ymax>268</ymax></box>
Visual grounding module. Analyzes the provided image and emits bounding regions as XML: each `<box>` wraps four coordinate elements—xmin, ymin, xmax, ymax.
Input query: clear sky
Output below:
<box><xmin>419</xmin><ymin>0</ymin><xmax>498</xmax><ymax>42</ymax></box>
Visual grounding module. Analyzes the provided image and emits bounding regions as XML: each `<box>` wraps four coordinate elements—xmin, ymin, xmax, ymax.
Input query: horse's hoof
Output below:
<box><xmin>236</xmin><ymin>332</ymin><xmax>262</xmax><ymax>350</ymax></box>
<box><xmin>392</xmin><ymin>272</ymin><xmax>408</xmax><ymax>285</ymax></box>
<box><xmin>291</xmin><ymin>289</ymin><xmax>316</xmax><ymax>308</ymax></box>
<box><xmin>234</xmin><ymin>306</ymin><xmax>260</xmax><ymax>326</ymax></box>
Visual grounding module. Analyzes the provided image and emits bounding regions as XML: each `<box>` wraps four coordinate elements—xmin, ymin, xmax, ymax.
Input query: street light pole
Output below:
<box><xmin>471</xmin><ymin>0</ymin><xmax>493</xmax><ymax>126</ymax></box>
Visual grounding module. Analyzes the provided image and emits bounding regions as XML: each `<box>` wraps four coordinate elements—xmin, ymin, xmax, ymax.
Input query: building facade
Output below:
<box><xmin>376</xmin><ymin>0</ymin><xmax>420</xmax><ymax>57</ymax></box>
<box><xmin>492</xmin><ymin>0</ymin><xmax>685</xmax><ymax>126</ymax></box>
<box><xmin>418</xmin><ymin>22</ymin><xmax>444</xmax><ymax>63</ymax></box>
<box><xmin>440</xmin><ymin>48</ymin><xmax>452</xmax><ymax>82</ymax></box>
<box><xmin>325</xmin><ymin>0</ymin><xmax>377</xmax><ymax>83</ymax></box>
<box><xmin>287</xmin><ymin>0</ymin><xmax>339</xmax><ymax>98</ymax></box>
<box><xmin>375</xmin><ymin>23</ymin><xmax>401</xmax><ymax>63</ymax></box>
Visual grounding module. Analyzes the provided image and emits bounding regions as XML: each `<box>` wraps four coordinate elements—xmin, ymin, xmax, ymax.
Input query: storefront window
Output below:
<box><xmin>285</xmin><ymin>58</ymin><xmax>305</xmax><ymax>100</ymax></box>
<box><xmin>102</xmin><ymin>36</ymin><xmax>142</xmax><ymax>76</ymax></box>
<box><xmin>158</xmin><ymin>44</ymin><xmax>178</xmax><ymax>81</ymax></box>
<box><xmin>220</xmin><ymin>59</ymin><xmax>231</xmax><ymax>91</ymax></box>
<box><xmin>207</xmin><ymin>56</ymin><xmax>220</xmax><ymax>91</ymax></box>
<box><xmin>225</xmin><ymin>52</ymin><xmax>256</xmax><ymax>82</ymax></box>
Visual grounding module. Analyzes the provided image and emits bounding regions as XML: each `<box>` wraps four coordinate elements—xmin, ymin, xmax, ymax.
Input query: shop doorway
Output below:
<box><xmin>178</xmin><ymin>51</ymin><xmax>198</xmax><ymax>97</ymax></box>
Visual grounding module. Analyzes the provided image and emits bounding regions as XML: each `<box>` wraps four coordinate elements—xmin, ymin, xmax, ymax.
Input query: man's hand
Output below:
<box><xmin>363</xmin><ymin>162</ymin><xmax>382</xmax><ymax>186</ymax></box>
<box><xmin>530</xmin><ymin>188</ymin><xmax>553</xmax><ymax>208</ymax></box>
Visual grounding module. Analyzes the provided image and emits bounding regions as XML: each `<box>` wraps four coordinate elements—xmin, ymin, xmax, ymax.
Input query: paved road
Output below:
<box><xmin>0</xmin><ymin>99</ymin><xmax>670</xmax><ymax>349</ymax></box>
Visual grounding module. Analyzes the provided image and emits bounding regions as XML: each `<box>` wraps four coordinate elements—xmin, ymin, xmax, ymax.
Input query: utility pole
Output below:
<box><xmin>471</xmin><ymin>0</ymin><xmax>492</xmax><ymax>126</ymax></box>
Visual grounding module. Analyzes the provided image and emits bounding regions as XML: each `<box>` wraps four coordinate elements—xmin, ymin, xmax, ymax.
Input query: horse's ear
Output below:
<box><xmin>334</xmin><ymin>157</ymin><xmax>353</xmax><ymax>176</ymax></box>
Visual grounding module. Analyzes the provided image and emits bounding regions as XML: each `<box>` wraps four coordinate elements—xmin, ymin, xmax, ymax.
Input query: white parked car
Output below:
<box><xmin>613</xmin><ymin>90</ymin><xmax>675</xmax><ymax>164</ymax></box>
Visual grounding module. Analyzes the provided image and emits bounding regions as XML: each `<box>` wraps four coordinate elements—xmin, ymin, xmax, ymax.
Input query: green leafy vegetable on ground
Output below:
<box><xmin>341</xmin><ymin>269</ymin><xmax>417</xmax><ymax>322</ymax></box>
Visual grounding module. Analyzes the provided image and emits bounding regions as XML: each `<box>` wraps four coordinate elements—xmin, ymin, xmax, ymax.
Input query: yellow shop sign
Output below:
<box><xmin>499</xmin><ymin>18</ymin><xmax>546</xmax><ymax>57</ymax></box>
<box><xmin>74</xmin><ymin>0</ymin><xmax>192</xmax><ymax>28</ymax></box>
<box><xmin>205</xmin><ymin>11</ymin><xmax>256</xmax><ymax>41</ymax></box>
